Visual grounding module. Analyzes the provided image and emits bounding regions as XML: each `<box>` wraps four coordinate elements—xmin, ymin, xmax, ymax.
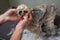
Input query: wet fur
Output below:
<box><xmin>27</xmin><ymin>4</ymin><xmax>56</xmax><ymax>35</ymax></box>
<box><xmin>17</xmin><ymin>4</ymin><xmax>56</xmax><ymax>35</ymax></box>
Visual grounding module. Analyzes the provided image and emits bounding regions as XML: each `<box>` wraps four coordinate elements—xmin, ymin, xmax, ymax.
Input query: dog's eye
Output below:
<box><xmin>19</xmin><ymin>11</ymin><xmax>22</xmax><ymax>15</ymax></box>
<box><xmin>24</xmin><ymin>11</ymin><xmax>28</xmax><ymax>13</ymax></box>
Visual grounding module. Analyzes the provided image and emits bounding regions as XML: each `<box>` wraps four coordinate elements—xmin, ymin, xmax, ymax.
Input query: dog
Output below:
<box><xmin>17</xmin><ymin>4</ymin><xmax>56</xmax><ymax>36</ymax></box>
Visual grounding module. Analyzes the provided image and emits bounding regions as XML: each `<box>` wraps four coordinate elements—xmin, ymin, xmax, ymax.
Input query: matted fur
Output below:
<box><xmin>17</xmin><ymin>4</ymin><xmax>56</xmax><ymax>35</ymax></box>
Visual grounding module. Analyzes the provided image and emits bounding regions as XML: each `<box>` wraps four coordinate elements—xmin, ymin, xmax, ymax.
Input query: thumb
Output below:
<box><xmin>6</xmin><ymin>16</ymin><xmax>20</xmax><ymax>21</ymax></box>
<box><xmin>23</xmin><ymin>13</ymin><xmax>29</xmax><ymax>21</ymax></box>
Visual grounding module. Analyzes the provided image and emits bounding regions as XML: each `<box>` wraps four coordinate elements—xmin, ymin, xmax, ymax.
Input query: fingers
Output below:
<box><xmin>4</xmin><ymin>9</ymin><xmax>17</xmax><ymax>16</ymax></box>
<box><xmin>3</xmin><ymin>9</ymin><xmax>20</xmax><ymax>21</ymax></box>
<box><xmin>6</xmin><ymin>16</ymin><xmax>21</xmax><ymax>21</ymax></box>
<box><xmin>4</xmin><ymin>8</ymin><xmax>32</xmax><ymax>22</ymax></box>
<box><xmin>28</xmin><ymin>14</ymin><xmax>32</xmax><ymax>21</ymax></box>
<box><xmin>22</xmin><ymin>13</ymin><xmax>32</xmax><ymax>21</ymax></box>
<box><xmin>23</xmin><ymin>13</ymin><xmax>28</xmax><ymax>20</ymax></box>
<box><xmin>8</xmin><ymin>9</ymin><xmax>17</xmax><ymax>15</ymax></box>
<box><xmin>9</xmin><ymin>9</ymin><xmax>17</xmax><ymax>12</ymax></box>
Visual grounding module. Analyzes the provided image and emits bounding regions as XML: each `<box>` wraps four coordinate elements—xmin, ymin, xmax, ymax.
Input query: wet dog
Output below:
<box><xmin>17</xmin><ymin>4</ymin><xmax>56</xmax><ymax>36</ymax></box>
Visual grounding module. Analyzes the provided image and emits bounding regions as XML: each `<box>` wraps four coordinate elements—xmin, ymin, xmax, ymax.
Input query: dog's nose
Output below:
<box><xmin>19</xmin><ymin>11</ymin><xmax>22</xmax><ymax>15</ymax></box>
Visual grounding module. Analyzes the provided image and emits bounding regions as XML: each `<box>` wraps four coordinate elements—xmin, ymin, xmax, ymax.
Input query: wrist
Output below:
<box><xmin>15</xmin><ymin>26</ymin><xmax>24</xmax><ymax>30</ymax></box>
<box><xmin>0</xmin><ymin>14</ymin><xmax>7</xmax><ymax>24</ymax></box>
<box><xmin>15</xmin><ymin>27</ymin><xmax>24</xmax><ymax>33</ymax></box>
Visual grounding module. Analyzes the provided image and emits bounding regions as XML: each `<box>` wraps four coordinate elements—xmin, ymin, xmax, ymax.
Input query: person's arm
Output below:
<box><xmin>10</xmin><ymin>14</ymin><xmax>32</xmax><ymax>40</ymax></box>
<box><xmin>10</xmin><ymin>23</ymin><xmax>25</xmax><ymax>40</ymax></box>
<box><xmin>10</xmin><ymin>26</ymin><xmax>24</xmax><ymax>40</ymax></box>
<box><xmin>0</xmin><ymin>15</ymin><xmax>5</xmax><ymax>24</ymax></box>
<box><xmin>0</xmin><ymin>9</ymin><xmax>20</xmax><ymax>24</ymax></box>
<box><xmin>0</xmin><ymin>14</ymin><xmax>7</xmax><ymax>24</ymax></box>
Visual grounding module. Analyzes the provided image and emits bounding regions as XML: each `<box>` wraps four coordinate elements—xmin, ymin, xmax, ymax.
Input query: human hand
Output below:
<box><xmin>0</xmin><ymin>9</ymin><xmax>20</xmax><ymax>23</ymax></box>
<box><xmin>15</xmin><ymin>13</ymin><xmax>32</xmax><ymax>30</ymax></box>
<box><xmin>10</xmin><ymin>14</ymin><xmax>32</xmax><ymax>40</ymax></box>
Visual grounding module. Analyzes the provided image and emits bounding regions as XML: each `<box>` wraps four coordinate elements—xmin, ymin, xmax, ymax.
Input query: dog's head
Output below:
<box><xmin>17</xmin><ymin>4</ymin><xmax>47</xmax><ymax>19</ymax></box>
<box><xmin>17</xmin><ymin>4</ymin><xmax>31</xmax><ymax>18</ymax></box>
<box><xmin>17</xmin><ymin>4</ymin><xmax>47</xmax><ymax>34</ymax></box>
<box><xmin>17</xmin><ymin>4</ymin><xmax>56</xmax><ymax>34</ymax></box>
